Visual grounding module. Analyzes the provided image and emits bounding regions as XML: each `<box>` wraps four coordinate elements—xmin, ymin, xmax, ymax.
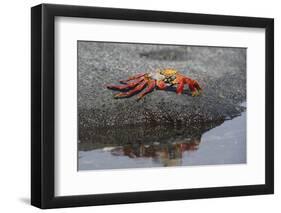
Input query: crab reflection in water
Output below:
<box><xmin>110</xmin><ymin>137</ymin><xmax>201</xmax><ymax>167</ymax></box>
<box><xmin>79</xmin><ymin>109</ymin><xmax>246</xmax><ymax>170</ymax></box>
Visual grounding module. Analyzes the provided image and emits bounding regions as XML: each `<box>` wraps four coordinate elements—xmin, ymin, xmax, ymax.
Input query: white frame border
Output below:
<box><xmin>55</xmin><ymin>17</ymin><xmax>265</xmax><ymax>196</ymax></box>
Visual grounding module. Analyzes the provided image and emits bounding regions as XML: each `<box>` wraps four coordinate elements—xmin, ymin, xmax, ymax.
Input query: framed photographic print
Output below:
<box><xmin>31</xmin><ymin>3</ymin><xmax>274</xmax><ymax>209</ymax></box>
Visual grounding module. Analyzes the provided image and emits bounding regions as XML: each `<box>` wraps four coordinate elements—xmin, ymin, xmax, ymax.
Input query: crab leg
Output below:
<box><xmin>137</xmin><ymin>80</ymin><xmax>156</xmax><ymax>100</ymax></box>
<box><xmin>193</xmin><ymin>80</ymin><xmax>202</xmax><ymax>92</ymax></box>
<box><xmin>176</xmin><ymin>79</ymin><xmax>185</xmax><ymax>94</ymax></box>
<box><xmin>107</xmin><ymin>77</ymin><xmax>144</xmax><ymax>90</ymax></box>
<box><xmin>119</xmin><ymin>73</ymin><xmax>146</xmax><ymax>83</ymax></box>
<box><xmin>174</xmin><ymin>76</ymin><xmax>202</xmax><ymax>96</ymax></box>
<box><xmin>114</xmin><ymin>81</ymin><xmax>147</xmax><ymax>98</ymax></box>
<box><xmin>185</xmin><ymin>78</ymin><xmax>202</xmax><ymax>96</ymax></box>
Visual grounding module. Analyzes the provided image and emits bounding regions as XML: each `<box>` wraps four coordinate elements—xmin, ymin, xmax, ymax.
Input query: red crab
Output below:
<box><xmin>107</xmin><ymin>68</ymin><xmax>202</xmax><ymax>100</ymax></box>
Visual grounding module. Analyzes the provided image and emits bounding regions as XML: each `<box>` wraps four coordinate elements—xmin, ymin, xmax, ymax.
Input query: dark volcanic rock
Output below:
<box><xmin>78</xmin><ymin>41</ymin><xmax>246</xmax><ymax>140</ymax></box>
<box><xmin>79</xmin><ymin>120</ymin><xmax>223</xmax><ymax>151</ymax></box>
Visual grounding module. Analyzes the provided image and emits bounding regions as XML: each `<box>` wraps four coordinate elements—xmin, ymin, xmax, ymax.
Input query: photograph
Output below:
<box><xmin>77</xmin><ymin>41</ymin><xmax>247</xmax><ymax>170</ymax></box>
<box><xmin>29</xmin><ymin>2</ymin><xmax>274</xmax><ymax>209</ymax></box>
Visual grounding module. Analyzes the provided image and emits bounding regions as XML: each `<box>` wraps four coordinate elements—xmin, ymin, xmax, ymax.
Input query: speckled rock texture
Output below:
<box><xmin>78</xmin><ymin>41</ymin><xmax>246</xmax><ymax>139</ymax></box>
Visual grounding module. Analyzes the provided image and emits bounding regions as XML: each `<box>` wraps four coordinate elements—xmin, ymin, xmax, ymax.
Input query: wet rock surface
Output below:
<box><xmin>78</xmin><ymin>41</ymin><xmax>246</xmax><ymax>142</ymax></box>
<box><xmin>79</xmin><ymin>120</ymin><xmax>224</xmax><ymax>150</ymax></box>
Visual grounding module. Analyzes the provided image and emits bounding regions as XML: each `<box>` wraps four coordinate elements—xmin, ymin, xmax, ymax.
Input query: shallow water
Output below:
<box><xmin>78</xmin><ymin>106</ymin><xmax>246</xmax><ymax>170</ymax></box>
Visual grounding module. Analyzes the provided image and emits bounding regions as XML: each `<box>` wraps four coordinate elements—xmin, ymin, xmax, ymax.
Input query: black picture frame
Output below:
<box><xmin>31</xmin><ymin>3</ymin><xmax>274</xmax><ymax>209</ymax></box>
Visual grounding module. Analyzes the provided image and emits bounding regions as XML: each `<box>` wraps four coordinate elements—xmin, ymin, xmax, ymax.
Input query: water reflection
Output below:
<box><xmin>78</xmin><ymin>120</ymin><xmax>222</xmax><ymax>150</ymax></box>
<box><xmin>110</xmin><ymin>137</ymin><xmax>200</xmax><ymax>167</ymax></box>
<box><xmin>78</xmin><ymin>120</ymin><xmax>227</xmax><ymax>169</ymax></box>
<box><xmin>79</xmin><ymin>104</ymin><xmax>247</xmax><ymax>170</ymax></box>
